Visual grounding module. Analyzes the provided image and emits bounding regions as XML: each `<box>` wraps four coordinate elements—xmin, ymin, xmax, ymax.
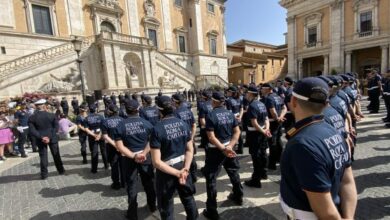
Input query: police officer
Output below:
<box><xmin>172</xmin><ymin>94</ymin><xmax>197</xmax><ymax>182</ymax></box>
<box><xmin>71</xmin><ymin>97</ymin><xmax>79</xmax><ymax>115</ymax></box>
<box><xmin>75</xmin><ymin>104</ymin><xmax>89</xmax><ymax>164</ymax></box>
<box><xmin>114</xmin><ymin>99</ymin><xmax>157</xmax><ymax>220</ymax></box>
<box><xmin>84</xmin><ymin>104</ymin><xmax>108</xmax><ymax>173</ymax></box>
<box><xmin>110</xmin><ymin>92</ymin><xmax>117</xmax><ymax>106</ymax></box>
<box><xmin>244</xmin><ymin>86</ymin><xmax>272</xmax><ymax>188</ymax></box>
<box><xmin>198</xmin><ymin>91</ymin><xmax>213</xmax><ymax>149</ymax></box>
<box><xmin>367</xmin><ymin>69</ymin><xmax>382</xmax><ymax>113</ymax></box>
<box><xmin>150</xmin><ymin>96</ymin><xmax>198</xmax><ymax>220</ymax></box>
<box><xmin>261</xmin><ymin>83</ymin><xmax>287</xmax><ymax>170</ymax></box>
<box><xmin>280</xmin><ymin>77</ymin><xmax>357</xmax><ymax>220</ymax></box>
<box><xmin>60</xmin><ymin>97</ymin><xmax>69</xmax><ymax>117</ymax></box>
<box><xmin>382</xmin><ymin>70</ymin><xmax>390</xmax><ymax>127</ymax></box>
<box><xmin>14</xmin><ymin>103</ymin><xmax>29</xmax><ymax>158</ymax></box>
<box><xmin>28</xmin><ymin>99</ymin><xmax>65</xmax><ymax>179</ymax></box>
<box><xmin>102</xmin><ymin>104</ymin><xmax>125</xmax><ymax>190</ymax></box>
<box><xmin>283</xmin><ymin>77</ymin><xmax>295</xmax><ymax>133</ymax></box>
<box><xmin>203</xmin><ymin>91</ymin><xmax>243</xmax><ymax>220</ymax></box>
<box><xmin>225</xmin><ymin>86</ymin><xmax>244</xmax><ymax>154</ymax></box>
<box><xmin>139</xmin><ymin>95</ymin><xmax>160</xmax><ymax>126</ymax></box>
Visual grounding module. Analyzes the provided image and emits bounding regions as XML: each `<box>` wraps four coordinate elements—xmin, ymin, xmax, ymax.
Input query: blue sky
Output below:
<box><xmin>225</xmin><ymin>0</ymin><xmax>287</xmax><ymax>45</ymax></box>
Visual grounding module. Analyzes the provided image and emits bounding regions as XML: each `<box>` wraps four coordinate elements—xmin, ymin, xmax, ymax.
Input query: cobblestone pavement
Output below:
<box><xmin>0</xmin><ymin>100</ymin><xmax>389</xmax><ymax>220</ymax></box>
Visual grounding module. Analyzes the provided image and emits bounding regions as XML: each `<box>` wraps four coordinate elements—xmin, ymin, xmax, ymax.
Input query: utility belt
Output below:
<box><xmin>164</xmin><ymin>155</ymin><xmax>185</xmax><ymax>166</ymax></box>
<box><xmin>368</xmin><ymin>86</ymin><xmax>379</xmax><ymax>91</ymax></box>
<box><xmin>280</xmin><ymin>196</ymin><xmax>317</xmax><ymax>220</ymax></box>
<box><xmin>208</xmin><ymin>141</ymin><xmax>230</xmax><ymax>149</ymax></box>
<box><xmin>247</xmin><ymin>125</ymin><xmax>265</xmax><ymax>132</ymax></box>
<box><xmin>92</xmin><ymin>128</ymin><xmax>101</xmax><ymax>134</ymax></box>
<box><xmin>16</xmin><ymin>126</ymin><xmax>29</xmax><ymax>133</ymax></box>
<box><xmin>234</xmin><ymin>113</ymin><xmax>240</xmax><ymax>117</ymax></box>
<box><xmin>383</xmin><ymin>92</ymin><xmax>390</xmax><ymax>96</ymax></box>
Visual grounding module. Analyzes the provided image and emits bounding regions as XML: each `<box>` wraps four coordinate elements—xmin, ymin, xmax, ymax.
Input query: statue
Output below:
<box><xmin>144</xmin><ymin>0</ymin><xmax>155</xmax><ymax>17</ymax></box>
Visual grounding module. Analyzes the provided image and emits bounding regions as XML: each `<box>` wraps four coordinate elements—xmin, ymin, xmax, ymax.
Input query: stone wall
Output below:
<box><xmin>194</xmin><ymin>55</ymin><xmax>228</xmax><ymax>79</ymax></box>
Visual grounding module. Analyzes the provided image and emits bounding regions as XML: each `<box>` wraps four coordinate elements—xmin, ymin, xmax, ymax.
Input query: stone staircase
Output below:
<box><xmin>195</xmin><ymin>74</ymin><xmax>229</xmax><ymax>89</ymax></box>
<box><xmin>154</xmin><ymin>51</ymin><xmax>195</xmax><ymax>84</ymax></box>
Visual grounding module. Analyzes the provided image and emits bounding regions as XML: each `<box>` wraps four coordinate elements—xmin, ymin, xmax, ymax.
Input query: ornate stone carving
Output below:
<box><xmin>96</xmin><ymin>0</ymin><xmax>119</xmax><ymax>9</ymax></box>
<box><xmin>353</xmin><ymin>0</ymin><xmax>378</xmax><ymax>11</ymax></box>
<box><xmin>304</xmin><ymin>12</ymin><xmax>322</xmax><ymax>25</ymax></box>
<box><xmin>144</xmin><ymin>0</ymin><xmax>155</xmax><ymax>17</ymax></box>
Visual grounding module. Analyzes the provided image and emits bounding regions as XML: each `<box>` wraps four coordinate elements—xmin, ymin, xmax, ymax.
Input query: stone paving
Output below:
<box><xmin>0</xmin><ymin>100</ymin><xmax>389</xmax><ymax>220</ymax></box>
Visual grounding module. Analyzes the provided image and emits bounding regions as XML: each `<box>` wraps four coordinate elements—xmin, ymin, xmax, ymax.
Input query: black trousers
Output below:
<box><xmin>189</xmin><ymin>142</ymin><xmax>197</xmax><ymax>182</ymax></box>
<box><xmin>384</xmin><ymin>95</ymin><xmax>390</xmax><ymax>119</ymax></box>
<box><xmin>283</xmin><ymin>113</ymin><xmax>295</xmax><ymax>135</ymax></box>
<box><xmin>247</xmin><ymin>131</ymin><xmax>268</xmax><ymax>181</ymax></box>
<box><xmin>62</xmin><ymin>108</ymin><xmax>69</xmax><ymax>116</ymax></box>
<box><xmin>204</xmin><ymin>148</ymin><xmax>243</xmax><ymax>214</ymax></box>
<box><xmin>368</xmin><ymin>90</ymin><xmax>380</xmax><ymax>112</ymax></box>
<box><xmin>87</xmin><ymin>136</ymin><xmax>108</xmax><ymax>172</ymax></box>
<box><xmin>268</xmin><ymin>121</ymin><xmax>283</xmax><ymax>168</ymax></box>
<box><xmin>37</xmin><ymin>141</ymin><xmax>64</xmax><ymax>178</ymax></box>
<box><xmin>199</xmin><ymin>128</ymin><xmax>208</xmax><ymax>148</ymax></box>
<box><xmin>28</xmin><ymin>129</ymin><xmax>37</xmax><ymax>151</ymax></box>
<box><xmin>79</xmin><ymin>134</ymin><xmax>88</xmax><ymax>159</ymax></box>
<box><xmin>235</xmin><ymin>124</ymin><xmax>244</xmax><ymax>153</ymax></box>
<box><xmin>107</xmin><ymin>144</ymin><xmax>125</xmax><ymax>186</ymax></box>
<box><xmin>123</xmin><ymin>157</ymin><xmax>156</xmax><ymax>220</ymax></box>
<box><xmin>16</xmin><ymin>128</ymin><xmax>27</xmax><ymax>155</ymax></box>
<box><xmin>156</xmin><ymin>162</ymin><xmax>198</xmax><ymax>220</ymax></box>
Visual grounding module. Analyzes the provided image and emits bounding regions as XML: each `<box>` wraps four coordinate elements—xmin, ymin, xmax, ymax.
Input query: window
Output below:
<box><xmin>1</xmin><ymin>47</ymin><xmax>5</xmax><ymax>54</ymax></box>
<box><xmin>189</xmin><ymin>19</ymin><xmax>192</xmax><ymax>27</ymax></box>
<box><xmin>32</xmin><ymin>5</ymin><xmax>53</xmax><ymax>35</ymax></box>
<box><xmin>100</xmin><ymin>21</ymin><xmax>116</xmax><ymax>32</ymax></box>
<box><xmin>210</xmin><ymin>38</ymin><xmax>217</xmax><ymax>55</ymax></box>
<box><xmin>174</xmin><ymin>0</ymin><xmax>182</xmax><ymax>7</ymax></box>
<box><xmin>307</xmin><ymin>26</ymin><xmax>317</xmax><ymax>47</ymax></box>
<box><xmin>360</xmin><ymin>11</ymin><xmax>372</xmax><ymax>33</ymax></box>
<box><xmin>179</xmin><ymin>36</ymin><xmax>186</xmax><ymax>53</ymax></box>
<box><xmin>207</xmin><ymin>3</ymin><xmax>215</xmax><ymax>13</ymax></box>
<box><xmin>148</xmin><ymin>29</ymin><xmax>158</xmax><ymax>47</ymax></box>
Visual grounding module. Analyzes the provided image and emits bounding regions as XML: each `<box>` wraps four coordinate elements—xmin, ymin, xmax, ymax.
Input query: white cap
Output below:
<box><xmin>34</xmin><ymin>99</ymin><xmax>47</xmax><ymax>105</ymax></box>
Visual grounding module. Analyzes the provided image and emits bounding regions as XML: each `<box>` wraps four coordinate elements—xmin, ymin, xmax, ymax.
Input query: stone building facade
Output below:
<box><xmin>280</xmin><ymin>0</ymin><xmax>390</xmax><ymax>80</ymax></box>
<box><xmin>227</xmin><ymin>40</ymin><xmax>287</xmax><ymax>85</ymax></box>
<box><xmin>0</xmin><ymin>0</ymin><xmax>228</xmax><ymax>97</ymax></box>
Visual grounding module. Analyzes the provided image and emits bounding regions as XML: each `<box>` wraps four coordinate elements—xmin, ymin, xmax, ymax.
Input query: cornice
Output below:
<box><xmin>279</xmin><ymin>0</ymin><xmax>305</xmax><ymax>9</ymax></box>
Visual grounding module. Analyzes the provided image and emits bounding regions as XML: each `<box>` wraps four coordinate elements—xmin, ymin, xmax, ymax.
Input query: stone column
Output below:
<box><xmin>298</xmin><ymin>58</ymin><xmax>303</xmax><ymax>80</ymax></box>
<box><xmin>381</xmin><ymin>45</ymin><xmax>388</xmax><ymax>74</ymax></box>
<box><xmin>126</xmin><ymin>0</ymin><xmax>140</xmax><ymax>36</ymax></box>
<box><xmin>161</xmin><ymin>0</ymin><xmax>173</xmax><ymax>50</ymax></box>
<box><xmin>221</xmin><ymin>6</ymin><xmax>227</xmax><ymax>56</ymax></box>
<box><xmin>323</xmin><ymin>55</ymin><xmax>329</xmax><ymax>75</ymax></box>
<box><xmin>287</xmin><ymin>16</ymin><xmax>297</xmax><ymax>78</ymax></box>
<box><xmin>345</xmin><ymin>51</ymin><xmax>352</xmax><ymax>73</ymax></box>
<box><xmin>194</xmin><ymin>0</ymin><xmax>204</xmax><ymax>52</ymax></box>
<box><xmin>329</xmin><ymin>0</ymin><xmax>343</xmax><ymax>71</ymax></box>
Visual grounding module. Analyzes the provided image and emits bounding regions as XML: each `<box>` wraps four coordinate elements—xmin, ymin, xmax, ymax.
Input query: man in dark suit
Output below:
<box><xmin>60</xmin><ymin>97</ymin><xmax>69</xmax><ymax>116</ymax></box>
<box><xmin>29</xmin><ymin>99</ymin><xmax>65</xmax><ymax>179</ymax></box>
<box><xmin>71</xmin><ymin>97</ymin><xmax>79</xmax><ymax>115</ymax></box>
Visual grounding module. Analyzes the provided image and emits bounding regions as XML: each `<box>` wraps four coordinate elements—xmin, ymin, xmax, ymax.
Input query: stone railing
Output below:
<box><xmin>195</xmin><ymin>74</ymin><xmax>229</xmax><ymax>89</ymax></box>
<box><xmin>100</xmin><ymin>31</ymin><xmax>153</xmax><ymax>46</ymax></box>
<box><xmin>0</xmin><ymin>36</ymin><xmax>95</xmax><ymax>78</ymax></box>
<box><xmin>155</xmin><ymin>52</ymin><xmax>195</xmax><ymax>81</ymax></box>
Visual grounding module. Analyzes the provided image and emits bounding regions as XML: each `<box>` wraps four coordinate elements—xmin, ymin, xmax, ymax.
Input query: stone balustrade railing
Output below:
<box><xmin>155</xmin><ymin>52</ymin><xmax>195</xmax><ymax>81</ymax></box>
<box><xmin>100</xmin><ymin>31</ymin><xmax>153</xmax><ymax>46</ymax></box>
<box><xmin>0</xmin><ymin>36</ymin><xmax>95</xmax><ymax>79</ymax></box>
<box><xmin>196</xmin><ymin>74</ymin><xmax>229</xmax><ymax>88</ymax></box>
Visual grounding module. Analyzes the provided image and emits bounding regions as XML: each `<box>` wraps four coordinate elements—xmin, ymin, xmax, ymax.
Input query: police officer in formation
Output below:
<box><xmin>172</xmin><ymin>94</ymin><xmax>197</xmax><ymax>182</ymax></box>
<box><xmin>75</xmin><ymin>104</ymin><xmax>89</xmax><ymax>164</ymax></box>
<box><xmin>283</xmin><ymin>77</ymin><xmax>295</xmax><ymax>132</ymax></box>
<box><xmin>28</xmin><ymin>99</ymin><xmax>65</xmax><ymax>179</ymax></box>
<box><xmin>102</xmin><ymin>104</ymin><xmax>125</xmax><ymax>190</ymax></box>
<box><xmin>198</xmin><ymin>91</ymin><xmax>213</xmax><ymax>149</ymax></box>
<box><xmin>261</xmin><ymin>83</ymin><xmax>287</xmax><ymax>170</ymax></box>
<box><xmin>383</xmin><ymin>69</ymin><xmax>390</xmax><ymax>127</ymax></box>
<box><xmin>150</xmin><ymin>96</ymin><xmax>198</xmax><ymax>220</ymax></box>
<box><xmin>243</xmin><ymin>86</ymin><xmax>272</xmax><ymax>188</ymax></box>
<box><xmin>203</xmin><ymin>91</ymin><xmax>243</xmax><ymax>219</ymax></box>
<box><xmin>280</xmin><ymin>77</ymin><xmax>357</xmax><ymax>220</ymax></box>
<box><xmin>225</xmin><ymin>86</ymin><xmax>244</xmax><ymax>154</ymax></box>
<box><xmin>140</xmin><ymin>95</ymin><xmax>160</xmax><ymax>126</ymax></box>
<box><xmin>114</xmin><ymin>99</ymin><xmax>157</xmax><ymax>220</ymax></box>
<box><xmin>367</xmin><ymin>69</ymin><xmax>382</xmax><ymax>113</ymax></box>
<box><xmin>71</xmin><ymin>97</ymin><xmax>79</xmax><ymax>115</ymax></box>
<box><xmin>60</xmin><ymin>97</ymin><xmax>69</xmax><ymax>117</ymax></box>
<box><xmin>84</xmin><ymin>104</ymin><xmax>108</xmax><ymax>173</ymax></box>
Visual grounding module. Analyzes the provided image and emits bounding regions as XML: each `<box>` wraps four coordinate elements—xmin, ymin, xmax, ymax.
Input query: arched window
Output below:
<box><xmin>100</xmin><ymin>21</ymin><xmax>116</xmax><ymax>32</ymax></box>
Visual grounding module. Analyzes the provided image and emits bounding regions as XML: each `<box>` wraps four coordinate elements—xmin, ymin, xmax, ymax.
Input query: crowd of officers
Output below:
<box><xmin>27</xmin><ymin>68</ymin><xmax>390</xmax><ymax>220</ymax></box>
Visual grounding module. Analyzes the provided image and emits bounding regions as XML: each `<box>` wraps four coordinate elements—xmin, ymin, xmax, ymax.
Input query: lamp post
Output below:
<box><xmin>71</xmin><ymin>36</ymin><xmax>86</xmax><ymax>102</ymax></box>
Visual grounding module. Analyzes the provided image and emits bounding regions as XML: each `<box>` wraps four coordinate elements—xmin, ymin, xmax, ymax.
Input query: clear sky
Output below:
<box><xmin>225</xmin><ymin>0</ymin><xmax>287</xmax><ymax>45</ymax></box>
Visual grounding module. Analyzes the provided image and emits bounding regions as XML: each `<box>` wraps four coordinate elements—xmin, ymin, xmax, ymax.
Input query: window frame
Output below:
<box><xmin>210</xmin><ymin>37</ymin><xmax>217</xmax><ymax>55</ymax></box>
<box><xmin>207</xmin><ymin>2</ymin><xmax>215</xmax><ymax>14</ymax></box>
<box><xmin>178</xmin><ymin>35</ymin><xmax>186</xmax><ymax>53</ymax></box>
<box><xmin>174</xmin><ymin>0</ymin><xmax>183</xmax><ymax>8</ymax></box>
<box><xmin>147</xmin><ymin>28</ymin><xmax>158</xmax><ymax>48</ymax></box>
<box><xmin>354</xmin><ymin>0</ymin><xmax>378</xmax><ymax>39</ymax></box>
<box><xmin>30</xmin><ymin>3</ymin><xmax>56</xmax><ymax>36</ymax></box>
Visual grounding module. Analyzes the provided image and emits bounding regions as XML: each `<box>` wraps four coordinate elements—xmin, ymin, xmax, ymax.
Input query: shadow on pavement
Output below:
<box><xmin>354</xmin><ymin>172</ymin><xmax>390</xmax><ymax>194</ymax></box>
<box><xmin>356</xmin><ymin>196</ymin><xmax>390</xmax><ymax>220</ymax></box>
<box><xmin>352</xmin><ymin>155</ymin><xmax>390</xmax><ymax>171</ymax></box>
<box><xmin>39</xmin><ymin>183</ymin><xmax>125</xmax><ymax>198</ymax></box>
<box><xmin>219</xmin><ymin>206</ymin><xmax>278</xmax><ymax>220</ymax></box>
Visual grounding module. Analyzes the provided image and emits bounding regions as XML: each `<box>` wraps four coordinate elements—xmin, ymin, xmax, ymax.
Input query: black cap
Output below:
<box><xmin>211</xmin><ymin>91</ymin><xmax>226</xmax><ymax>102</ymax></box>
<box><xmin>156</xmin><ymin>96</ymin><xmax>172</xmax><ymax>110</ymax></box>
<box><xmin>172</xmin><ymin>94</ymin><xmax>184</xmax><ymax>103</ymax></box>
<box><xmin>125</xmin><ymin>99</ymin><xmax>140</xmax><ymax>111</ymax></box>
<box><xmin>202</xmin><ymin>91</ymin><xmax>211</xmax><ymax>99</ymax></box>
<box><xmin>293</xmin><ymin>77</ymin><xmax>329</xmax><ymax>104</ymax></box>
<box><xmin>261</xmin><ymin>83</ymin><xmax>273</xmax><ymax>89</ymax></box>
<box><xmin>89</xmin><ymin>104</ymin><xmax>97</xmax><ymax>112</ymax></box>
<box><xmin>247</xmin><ymin>85</ymin><xmax>258</xmax><ymax>94</ymax></box>
<box><xmin>227</xmin><ymin>86</ymin><xmax>238</xmax><ymax>93</ymax></box>
<box><xmin>285</xmin><ymin>77</ymin><xmax>294</xmax><ymax>85</ymax></box>
<box><xmin>317</xmin><ymin>76</ymin><xmax>334</xmax><ymax>88</ymax></box>
<box><xmin>107</xmin><ymin>104</ymin><xmax>119</xmax><ymax>113</ymax></box>
<box><xmin>143</xmin><ymin>95</ymin><xmax>152</xmax><ymax>103</ymax></box>
<box><xmin>340</xmin><ymin>74</ymin><xmax>350</xmax><ymax>82</ymax></box>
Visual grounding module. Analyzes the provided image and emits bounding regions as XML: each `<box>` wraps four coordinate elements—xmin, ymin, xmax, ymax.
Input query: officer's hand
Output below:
<box><xmin>135</xmin><ymin>154</ymin><xmax>146</xmax><ymax>163</ymax></box>
<box><xmin>223</xmin><ymin>147</ymin><xmax>236</xmax><ymax>158</ymax></box>
<box><xmin>42</xmin><ymin>137</ymin><xmax>50</xmax><ymax>144</ymax></box>
<box><xmin>264</xmin><ymin>129</ymin><xmax>272</xmax><ymax>138</ymax></box>
<box><xmin>277</xmin><ymin>117</ymin><xmax>286</xmax><ymax>123</ymax></box>
<box><xmin>179</xmin><ymin>169</ymin><xmax>189</xmax><ymax>185</ymax></box>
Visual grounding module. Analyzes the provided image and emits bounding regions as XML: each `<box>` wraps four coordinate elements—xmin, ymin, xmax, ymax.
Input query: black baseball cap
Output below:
<box><xmin>172</xmin><ymin>94</ymin><xmax>184</xmax><ymax>103</ymax></box>
<box><xmin>293</xmin><ymin>77</ymin><xmax>329</xmax><ymax>104</ymax></box>
<box><xmin>285</xmin><ymin>77</ymin><xmax>294</xmax><ymax>85</ymax></box>
<box><xmin>211</xmin><ymin>91</ymin><xmax>226</xmax><ymax>102</ymax></box>
<box><xmin>247</xmin><ymin>85</ymin><xmax>258</xmax><ymax>94</ymax></box>
<box><xmin>156</xmin><ymin>95</ymin><xmax>172</xmax><ymax>110</ymax></box>
<box><xmin>107</xmin><ymin>104</ymin><xmax>119</xmax><ymax>113</ymax></box>
<box><xmin>227</xmin><ymin>86</ymin><xmax>238</xmax><ymax>93</ymax></box>
<box><xmin>317</xmin><ymin>76</ymin><xmax>334</xmax><ymax>88</ymax></box>
<box><xmin>261</xmin><ymin>83</ymin><xmax>273</xmax><ymax>89</ymax></box>
<box><xmin>125</xmin><ymin>99</ymin><xmax>139</xmax><ymax>111</ymax></box>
